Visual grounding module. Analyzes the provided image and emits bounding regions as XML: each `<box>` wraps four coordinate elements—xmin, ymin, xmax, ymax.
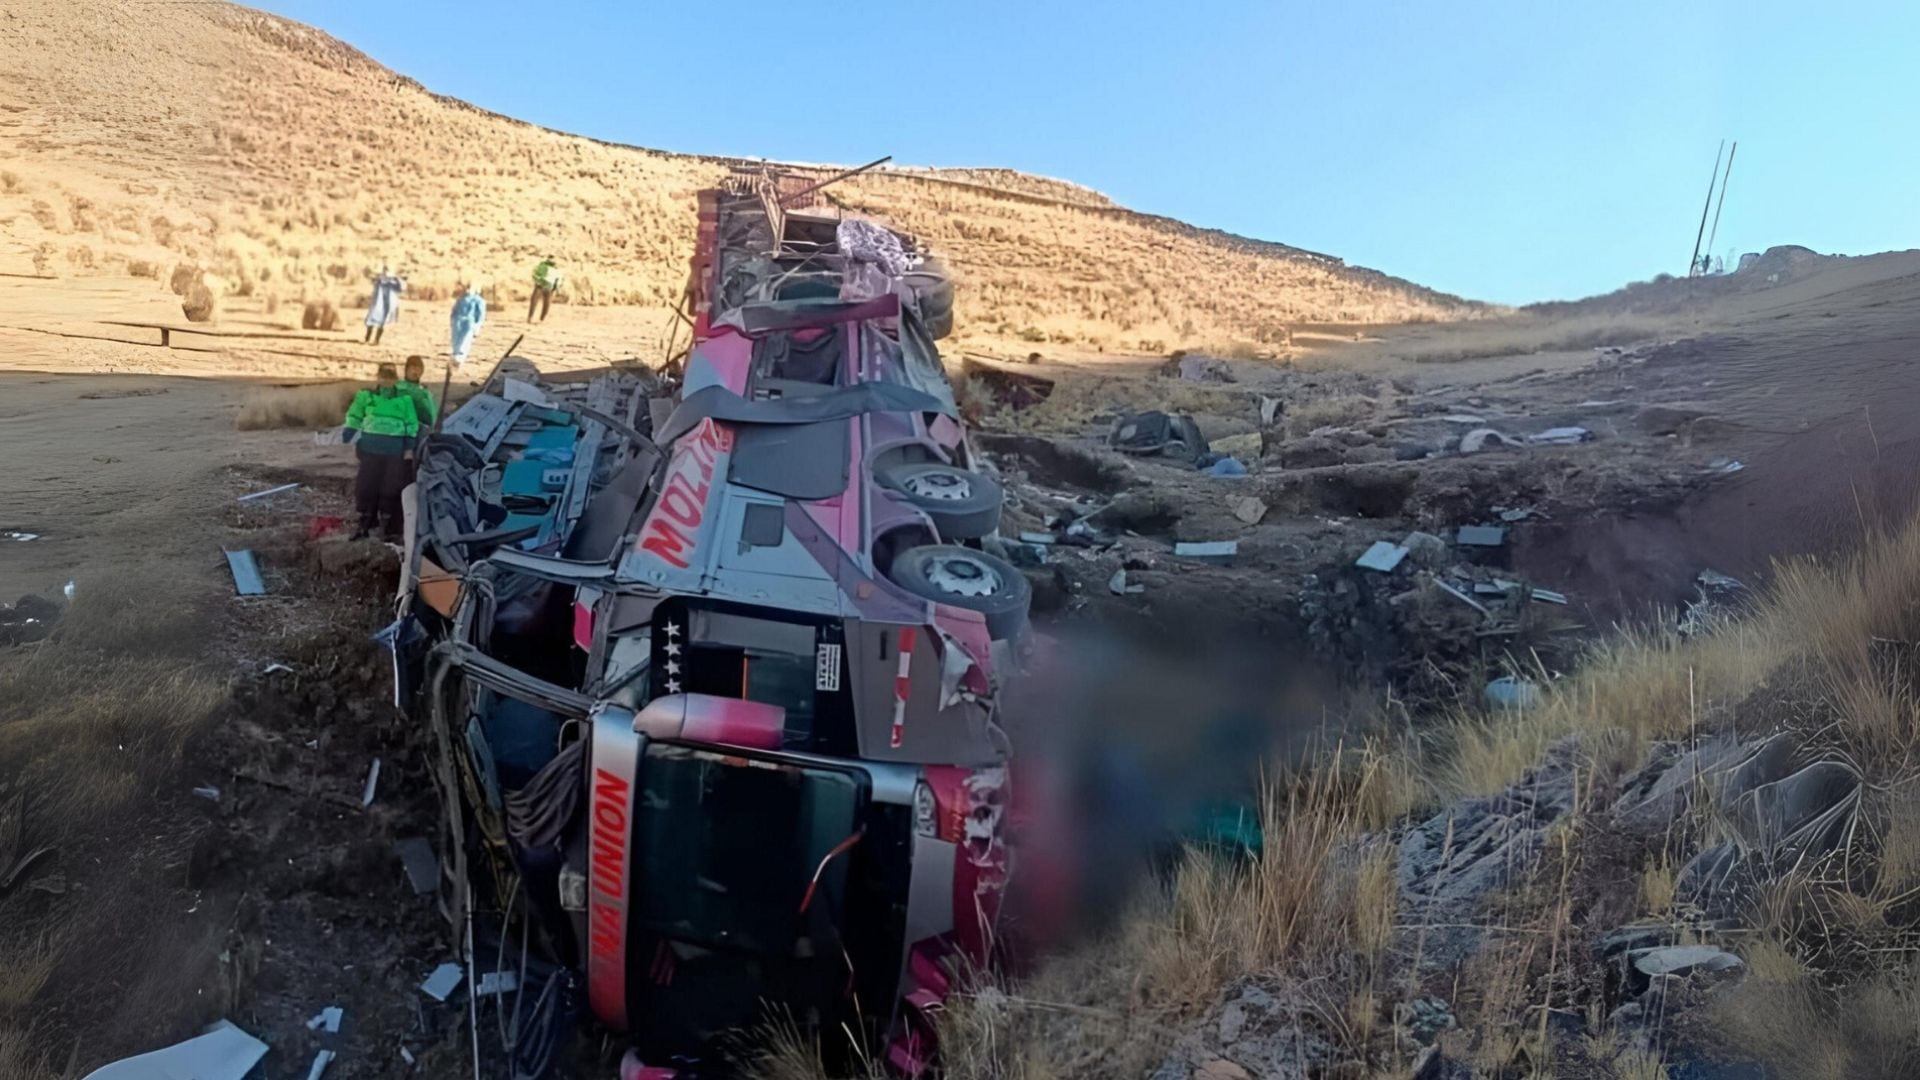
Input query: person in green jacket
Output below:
<box><xmin>528</xmin><ymin>256</ymin><xmax>560</xmax><ymax>323</ymax></box>
<box><xmin>343</xmin><ymin>362</ymin><xmax>421</xmax><ymax>539</ymax></box>
<box><xmin>397</xmin><ymin>354</ymin><xmax>439</xmax><ymax>430</ymax></box>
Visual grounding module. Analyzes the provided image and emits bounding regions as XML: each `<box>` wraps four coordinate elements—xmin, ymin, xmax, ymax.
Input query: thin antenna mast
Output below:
<box><xmin>1704</xmin><ymin>141</ymin><xmax>1737</xmax><ymax>271</ymax></box>
<box><xmin>1689</xmin><ymin>140</ymin><xmax>1725</xmax><ymax>276</ymax></box>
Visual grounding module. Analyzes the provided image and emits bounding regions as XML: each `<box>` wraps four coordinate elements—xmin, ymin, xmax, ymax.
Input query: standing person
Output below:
<box><xmin>396</xmin><ymin>354</ymin><xmax>439</xmax><ymax>429</ymax></box>
<box><xmin>450</xmin><ymin>282</ymin><xmax>486</xmax><ymax>367</ymax></box>
<box><xmin>342</xmin><ymin>362</ymin><xmax>421</xmax><ymax>539</ymax></box>
<box><xmin>528</xmin><ymin>256</ymin><xmax>560</xmax><ymax>323</ymax></box>
<box><xmin>364</xmin><ymin>264</ymin><xmax>405</xmax><ymax>345</ymax></box>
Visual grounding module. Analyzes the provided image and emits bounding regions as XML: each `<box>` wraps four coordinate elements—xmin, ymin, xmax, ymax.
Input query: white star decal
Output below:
<box><xmin>666</xmin><ymin>679</ymin><xmax>682</xmax><ymax>693</ymax></box>
<box><xmin>666</xmin><ymin>659</ymin><xmax>681</xmax><ymax>676</ymax></box>
<box><xmin>664</xmin><ymin>641</ymin><xmax>681</xmax><ymax>658</ymax></box>
<box><xmin>664</xmin><ymin>622</ymin><xmax>681</xmax><ymax>639</ymax></box>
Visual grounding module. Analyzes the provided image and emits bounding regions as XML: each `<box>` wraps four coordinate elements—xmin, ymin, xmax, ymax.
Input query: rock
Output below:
<box><xmin>1393</xmin><ymin>996</ymin><xmax>1456</xmax><ymax>1043</ymax></box>
<box><xmin>1676</xmin><ymin>842</ymin><xmax>1746</xmax><ymax>912</ymax></box>
<box><xmin>1633</xmin><ymin>402</ymin><xmax>1715</xmax><ymax>436</ymax></box>
<box><xmin>1231</xmin><ymin>496</ymin><xmax>1268</xmax><ymax>525</ymax></box>
<box><xmin>1195</xmin><ymin>1061</ymin><xmax>1252</xmax><ymax>1080</ymax></box>
<box><xmin>1401</xmin><ymin>531</ymin><xmax>1449</xmax><ymax>568</ymax></box>
<box><xmin>1154</xmin><ymin>979</ymin><xmax>1330</xmax><ymax>1080</ymax></box>
<box><xmin>1632</xmin><ymin>945</ymin><xmax>1745</xmax><ymax>979</ymax></box>
<box><xmin>1729</xmin><ymin>760</ymin><xmax>1860</xmax><ymax>855</ymax></box>
<box><xmin>11</xmin><ymin>593</ymin><xmax>61</xmax><ymax>621</ymax></box>
<box><xmin>1398</xmin><ymin>736</ymin><xmax>1584</xmax><ymax>970</ymax></box>
<box><xmin>1165</xmin><ymin>354</ymin><xmax>1236</xmax><ymax>383</ymax></box>
<box><xmin>1210</xmin><ymin>432</ymin><xmax>1263</xmax><ymax>461</ymax></box>
<box><xmin>1410</xmin><ymin>1045</ymin><xmax>1475</xmax><ymax>1080</ymax></box>
<box><xmin>1612</xmin><ymin>731</ymin><xmax>1796</xmax><ymax>829</ymax></box>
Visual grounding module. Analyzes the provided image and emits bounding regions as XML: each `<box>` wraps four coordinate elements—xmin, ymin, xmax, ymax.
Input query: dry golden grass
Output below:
<box><xmin>233</xmin><ymin>381</ymin><xmax>361</xmax><ymax>430</ymax></box>
<box><xmin>0</xmin><ymin>569</ymin><xmax>226</xmax><ymax>1064</ymax></box>
<box><xmin>0</xmin><ymin>3</ymin><xmax>1483</xmax><ymax>358</ymax></box>
<box><xmin>1390</xmin><ymin>313</ymin><xmax>1677</xmax><ymax>365</ymax></box>
<box><xmin>1717</xmin><ymin>956</ymin><xmax>1920</xmax><ymax>1080</ymax></box>
<box><xmin>1434</xmin><ymin>616</ymin><xmax>1787</xmax><ymax>801</ymax></box>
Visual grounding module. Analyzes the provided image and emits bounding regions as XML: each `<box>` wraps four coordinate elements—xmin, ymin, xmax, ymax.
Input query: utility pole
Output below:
<box><xmin>1689</xmin><ymin>140</ymin><xmax>1725</xmax><ymax>277</ymax></box>
<box><xmin>1704</xmin><ymin>141</ymin><xmax>1737</xmax><ymax>272</ymax></box>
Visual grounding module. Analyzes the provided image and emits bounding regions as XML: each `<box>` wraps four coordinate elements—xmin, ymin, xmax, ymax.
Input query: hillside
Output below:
<box><xmin>0</xmin><ymin>1</ymin><xmax>1487</xmax><ymax>354</ymax></box>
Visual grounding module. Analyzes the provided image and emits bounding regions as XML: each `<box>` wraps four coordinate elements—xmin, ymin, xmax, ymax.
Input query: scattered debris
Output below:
<box><xmin>1440</xmin><ymin>414</ymin><xmax>1486</xmax><ymax>424</ymax></box>
<box><xmin>263</xmin><ymin>662</ymin><xmax>294</xmax><ymax>675</ymax></box>
<box><xmin>1209</xmin><ymin>432</ymin><xmax>1263</xmax><ymax>461</ymax></box>
<box><xmin>3</xmin><ymin>530</ymin><xmax>39</xmax><ymax>541</ymax></box>
<box><xmin>306</xmin><ymin>1006</ymin><xmax>344</xmax><ymax>1033</ymax></box>
<box><xmin>236</xmin><ymin>481</ymin><xmax>301</xmax><ymax>503</ymax></box>
<box><xmin>1016</xmin><ymin>531</ymin><xmax>1057</xmax><ymax>546</ymax></box>
<box><xmin>1458</xmin><ymin>428</ymin><xmax>1523</xmax><ymax>453</ymax></box>
<box><xmin>1713</xmin><ymin>459</ymin><xmax>1745</xmax><ymax>473</ymax></box>
<box><xmin>420</xmin><ymin>962</ymin><xmax>463</xmax><ymax>1001</ymax></box>
<box><xmin>399</xmin><ymin>1046</ymin><xmax>416</xmax><ymax>1067</ymax></box>
<box><xmin>1527</xmin><ymin>426</ymin><xmax>1592</xmax><ymax>445</ymax></box>
<box><xmin>1455</xmin><ymin>525</ymin><xmax>1507</xmax><ymax>547</ymax></box>
<box><xmin>79</xmin><ymin>1020</ymin><xmax>268</xmax><ymax>1080</ymax></box>
<box><xmin>1355</xmin><ymin>541</ymin><xmax>1409</xmax><ymax>573</ymax></box>
<box><xmin>1485</xmin><ymin>676</ymin><xmax>1541</xmax><ymax>710</ymax></box>
<box><xmin>1680</xmin><ymin>570</ymin><xmax>1748</xmax><ymax>635</ymax></box>
<box><xmin>308</xmin><ymin>514</ymin><xmax>346</xmax><ymax>539</ymax></box>
<box><xmin>395</xmin><ymin>837</ymin><xmax>438</xmax><ymax>896</ymax></box>
<box><xmin>361</xmin><ymin>758</ymin><xmax>381</xmax><ymax>808</ymax></box>
<box><xmin>1173</xmin><ymin>541</ymin><xmax>1238</xmax><ymax>565</ymax></box>
<box><xmin>0</xmin><ymin>592</ymin><xmax>62</xmax><ymax>647</ymax></box>
<box><xmin>476</xmin><ymin>971</ymin><xmax>520</xmax><ymax>996</ymax></box>
<box><xmin>1231</xmin><ymin>496</ymin><xmax>1267</xmax><ymax>525</ymax></box>
<box><xmin>1258</xmin><ymin>395</ymin><xmax>1282</xmax><ymax>426</ymax></box>
<box><xmin>1432</xmin><ymin>578</ymin><xmax>1489</xmax><ymax>615</ymax></box>
<box><xmin>223</xmin><ymin>549</ymin><xmax>266</xmax><ymax>596</ymax></box>
<box><xmin>192</xmin><ymin>785</ymin><xmax>221</xmax><ymax>802</ymax></box>
<box><xmin>305</xmin><ymin>1048</ymin><xmax>336</xmax><ymax>1080</ymax></box>
<box><xmin>1107</xmin><ymin>569</ymin><xmax>1144</xmax><ymax>595</ymax></box>
<box><xmin>1109</xmin><ymin>410</ymin><xmax>1208</xmax><ymax>463</ymax></box>
<box><xmin>1496</xmin><ymin>506</ymin><xmax>1538</xmax><ymax>522</ymax></box>
<box><xmin>1203</xmin><ymin>456</ymin><xmax>1247</xmax><ymax>477</ymax></box>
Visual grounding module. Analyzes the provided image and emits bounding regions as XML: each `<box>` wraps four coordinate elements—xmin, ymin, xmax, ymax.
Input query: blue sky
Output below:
<box><xmin>258</xmin><ymin>0</ymin><xmax>1918</xmax><ymax>305</ymax></box>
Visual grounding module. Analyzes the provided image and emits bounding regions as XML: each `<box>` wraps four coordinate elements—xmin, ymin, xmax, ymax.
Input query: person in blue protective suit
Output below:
<box><xmin>449</xmin><ymin>282</ymin><xmax>486</xmax><ymax>367</ymax></box>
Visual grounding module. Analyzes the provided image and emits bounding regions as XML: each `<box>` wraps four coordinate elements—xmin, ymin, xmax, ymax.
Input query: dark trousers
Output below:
<box><xmin>528</xmin><ymin>285</ymin><xmax>553</xmax><ymax>322</ymax></box>
<box><xmin>354</xmin><ymin>445</ymin><xmax>409</xmax><ymax>534</ymax></box>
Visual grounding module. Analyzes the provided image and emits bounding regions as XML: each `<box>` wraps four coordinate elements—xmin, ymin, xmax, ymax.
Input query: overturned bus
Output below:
<box><xmin>401</xmin><ymin>169</ymin><xmax>1032</xmax><ymax>1077</ymax></box>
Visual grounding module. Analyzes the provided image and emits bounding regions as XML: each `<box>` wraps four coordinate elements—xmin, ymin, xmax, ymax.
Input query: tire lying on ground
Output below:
<box><xmin>886</xmin><ymin>544</ymin><xmax>1031</xmax><ymax>639</ymax></box>
<box><xmin>878</xmin><ymin>463</ymin><xmax>1003</xmax><ymax>539</ymax></box>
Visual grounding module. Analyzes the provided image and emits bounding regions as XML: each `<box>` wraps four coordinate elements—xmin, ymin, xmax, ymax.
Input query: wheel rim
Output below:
<box><xmin>923</xmin><ymin>553</ymin><xmax>1001</xmax><ymax>598</ymax></box>
<box><xmin>904</xmin><ymin>471</ymin><xmax>971</xmax><ymax>502</ymax></box>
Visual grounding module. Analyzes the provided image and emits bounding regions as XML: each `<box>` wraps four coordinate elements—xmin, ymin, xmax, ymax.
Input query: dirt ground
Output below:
<box><xmin>5</xmin><ymin>241</ymin><xmax>1920</xmax><ymax>1074</ymax></box>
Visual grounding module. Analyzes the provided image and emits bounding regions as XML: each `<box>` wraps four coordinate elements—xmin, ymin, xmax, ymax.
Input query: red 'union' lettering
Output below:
<box><xmin>660</xmin><ymin>484</ymin><xmax>701</xmax><ymax>528</ymax></box>
<box><xmin>639</xmin><ymin>519</ymin><xmax>694</xmax><ymax>569</ymax></box>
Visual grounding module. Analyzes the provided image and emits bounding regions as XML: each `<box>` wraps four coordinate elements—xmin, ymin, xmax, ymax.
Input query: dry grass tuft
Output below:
<box><xmin>234</xmin><ymin>381</ymin><xmax>360</xmax><ymax>430</ymax></box>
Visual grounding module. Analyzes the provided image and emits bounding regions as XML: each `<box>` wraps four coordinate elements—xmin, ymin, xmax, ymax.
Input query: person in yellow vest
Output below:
<box><xmin>528</xmin><ymin>256</ymin><xmax>560</xmax><ymax>323</ymax></box>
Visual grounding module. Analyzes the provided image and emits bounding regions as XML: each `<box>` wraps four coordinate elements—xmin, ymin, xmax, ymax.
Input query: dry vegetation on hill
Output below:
<box><xmin>0</xmin><ymin>2</ymin><xmax>1485</xmax><ymax>355</ymax></box>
